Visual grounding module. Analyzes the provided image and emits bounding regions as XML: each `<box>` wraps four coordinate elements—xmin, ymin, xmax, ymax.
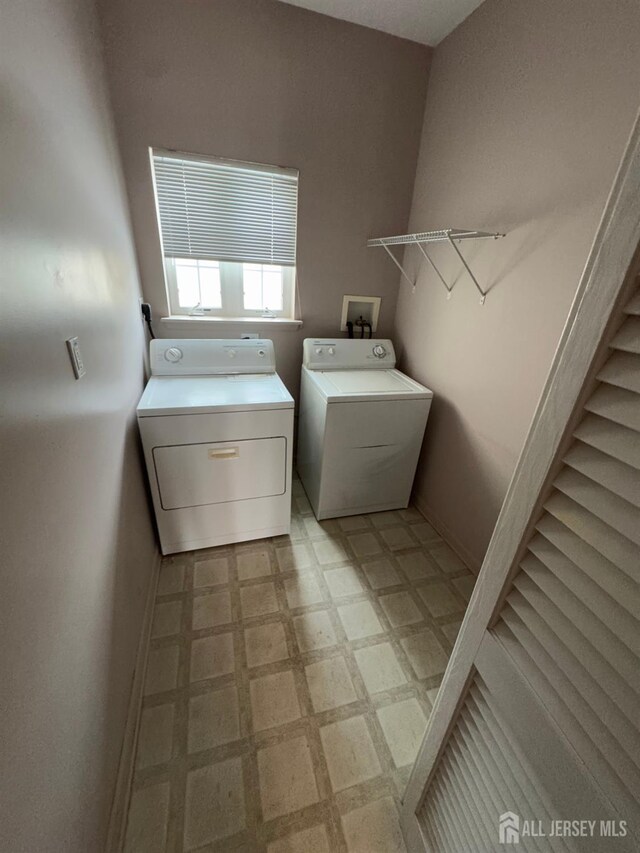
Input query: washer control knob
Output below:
<box><xmin>257</xmin><ymin>349</ymin><xmax>266</xmax><ymax>357</ymax></box>
<box><xmin>372</xmin><ymin>344</ymin><xmax>387</xmax><ymax>358</ymax></box>
<box><xmin>164</xmin><ymin>346</ymin><xmax>183</xmax><ymax>363</ymax></box>
<box><xmin>228</xmin><ymin>349</ymin><xmax>237</xmax><ymax>358</ymax></box>
<box><xmin>315</xmin><ymin>347</ymin><xmax>323</xmax><ymax>355</ymax></box>
<box><xmin>328</xmin><ymin>347</ymin><xmax>335</xmax><ymax>356</ymax></box>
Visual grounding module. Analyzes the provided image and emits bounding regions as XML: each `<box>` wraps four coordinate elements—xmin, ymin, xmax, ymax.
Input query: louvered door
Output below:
<box><xmin>401</xmin><ymin>116</ymin><xmax>640</xmax><ymax>853</ymax></box>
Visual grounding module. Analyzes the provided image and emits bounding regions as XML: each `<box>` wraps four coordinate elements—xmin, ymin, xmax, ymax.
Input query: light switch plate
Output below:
<box><xmin>66</xmin><ymin>336</ymin><xmax>86</xmax><ymax>379</ymax></box>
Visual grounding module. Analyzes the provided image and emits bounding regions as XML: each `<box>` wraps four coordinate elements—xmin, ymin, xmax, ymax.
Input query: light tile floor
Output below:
<box><xmin>124</xmin><ymin>477</ymin><xmax>476</xmax><ymax>853</ymax></box>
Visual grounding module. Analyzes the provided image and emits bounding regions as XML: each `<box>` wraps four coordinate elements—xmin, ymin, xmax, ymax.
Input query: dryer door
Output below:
<box><xmin>153</xmin><ymin>437</ymin><xmax>286</xmax><ymax>509</ymax></box>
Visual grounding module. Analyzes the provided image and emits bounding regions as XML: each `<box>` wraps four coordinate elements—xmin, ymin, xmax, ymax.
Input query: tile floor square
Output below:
<box><xmin>398</xmin><ymin>508</ymin><xmax>424</xmax><ymax>524</ymax></box>
<box><xmin>453</xmin><ymin>574</ymin><xmax>476</xmax><ymax>602</ymax></box>
<box><xmin>303</xmin><ymin>516</ymin><xmax>338</xmax><ymax>540</ymax></box>
<box><xmin>429</xmin><ymin>542</ymin><xmax>467</xmax><ymax>575</ymax></box>
<box><xmin>305</xmin><ymin>656</ymin><xmax>357</xmax><ymax>712</ymax></box>
<box><xmin>250</xmin><ymin>670</ymin><xmax>301</xmax><ymax>731</ymax></box>
<box><xmin>276</xmin><ymin>543</ymin><xmax>313</xmax><ymax>572</ymax></box>
<box><xmin>401</xmin><ymin>630</ymin><xmax>448</xmax><ymax>679</ymax></box>
<box><xmin>323</xmin><ymin>566</ymin><xmax>363</xmax><ymax>598</ymax></box>
<box><xmin>192</xmin><ymin>590</ymin><xmax>232</xmax><ymax>629</ymax></box>
<box><xmin>194</xmin><ymin>557</ymin><xmax>229</xmax><ymax>588</ymax></box>
<box><xmin>284</xmin><ymin>575</ymin><xmax>325</xmax><ymax>608</ymax></box>
<box><xmin>320</xmin><ymin>716</ymin><xmax>382</xmax><ymax>793</ymax></box>
<box><xmin>417</xmin><ymin>582</ymin><xmax>460</xmax><ymax>618</ymax></box>
<box><xmin>245</xmin><ymin>621</ymin><xmax>289</xmax><ymax>668</ymax></box>
<box><xmin>184</xmin><ymin>758</ymin><xmax>246</xmax><ymax>848</ymax></box>
<box><xmin>144</xmin><ymin>645</ymin><xmax>180</xmax><ymax>696</ymax></box>
<box><xmin>190</xmin><ymin>633</ymin><xmax>235</xmax><ymax>682</ymax></box>
<box><xmin>341</xmin><ymin>796</ymin><xmax>406</xmax><ymax>853</ymax></box>
<box><xmin>156</xmin><ymin>562</ymin><xmax>185</xmax><ymax>596</ymax></box>
<box><xmin>354</xmin><ymin>643</ymin><xmax>407</xmax><ymax>694</ymax></box>
<box><xmin>396</xmin><ymin>551</ymin><xmax>438</xmax><ymax>581</ymax></box>
<box><xmin>188</xmin><ymin>685</ymin><xmax>240</xmax><ymax>753</ymax></box>
<box><xmin>361</xmin><ymin>558</ymin><xmax>401</xmax><ymax>590</ymax></box>
<box><xmin>258</xmin><ymin>735</ymin><xmax>319</xmax><ymax>820</ymax></box>
<box><xmin>338</xmin><ymin>515</ymin><xmax>371</xmax><ymax>532</ymax></box>
<box><xmin>240</xmin><ymin>581</ymin><xmax>279</xmax><ymax>619</ymax></box>
<box><xmin>124</xmin><ymin>781</ymin><xmax>170</xmax><ymax>853</ymax></box>
<box><xmin>348</xmin><ymin>532</ymin><xmax>383</xmax><ymax>558</ymax></box>
<box><xmin>441</xmin><ymin>620</ymin><xmax>462</xmax><ymax>645</ymax></box>
<box><xmin>136</xmin><ymin>704</ymin><xmax>174</xmax><ymax>769</ymax></box>
<box><xmin>368</xmin><ymin>510</ymin><xmax>401</xmax><ymax>528</ymax></box>
<box><xmin>237</xmin><ymin>549</ymin><xmax>272</xmax><ymax>580</ymax></box>
<box><xmin>268</xmin><ymin>824</ymin><xmax>331</xmax><ymax>853</ymax></box>
<box><xmin>337</xmin><ymin>600</ymin><xmax>383</xmax><ymax>640</ymax></box>
<box><xmin>379</xmin><ymin>591</ymin><xmax>423</xmax><ymax>627</ymax></box>
<box><xmin>411</xmin><ymin>520</ymin><xmax>440</xmax><ymax>543</ymax></box>
<box><xmin>376</xmin><ymin>698</ymin><xmax>427</xmax><ymax>767</ymax></box>
<box><xmin>293</xmin><ymin>609</ymin><xmax>337</xmax><ymax>652</ymax></box>
<box><xmin>380</xmin><ymin>526</ymin><xmax>416</xmax><ymax>551</ymax></box>
<box><xmin>151</xmin><ymin>600</ymin><xmax>183</xmax><ymax>638</ymax></box>
<box><xmin>312</xmin><ymin>538</ymin><xmax>349</xmax><ymax>565</ymax></box>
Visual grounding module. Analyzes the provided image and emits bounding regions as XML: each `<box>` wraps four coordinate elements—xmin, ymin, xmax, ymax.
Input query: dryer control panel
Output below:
<box><xmin>150</xmin><ymin>339</ymin><xmax>276</xmax><ymax>375</ymax></box>
<box><xmin>303</xmin><ymin>338</ymin><xmax>396</xmax><ymax>371</ymax></box>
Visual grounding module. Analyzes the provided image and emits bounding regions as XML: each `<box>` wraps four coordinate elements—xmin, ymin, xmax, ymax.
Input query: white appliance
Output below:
<box><xmin>297</xmin><ymin>338</ymin><xmax>433</xmax><ymax>520</ymax></box>
<box><xmin>137</xmin><ymin>339</ymin><xmax>294</xmax><ymax>554</ymax></box>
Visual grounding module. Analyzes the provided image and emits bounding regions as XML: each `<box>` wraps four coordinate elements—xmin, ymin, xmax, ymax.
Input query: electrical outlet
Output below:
<box><xmin>66</xmin><ymin>336</ymin><xmax>86</xmax><ymax>379</ymax></box>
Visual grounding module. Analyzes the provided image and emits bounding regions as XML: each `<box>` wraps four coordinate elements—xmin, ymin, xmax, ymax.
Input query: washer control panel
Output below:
<box><xmin>150</xmin><ymin>339</ymin><xmax>276</xmax><ymax>375</ymax></box>
<box><xmin>303</xmin><ymin>338</ymin><xmax>396</xmax><ymax>371</ymax></box>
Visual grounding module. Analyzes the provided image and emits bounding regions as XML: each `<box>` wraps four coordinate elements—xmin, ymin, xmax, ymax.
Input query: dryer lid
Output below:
<box><xmin>137</xmin><ymin>373</ymin><xmax>294</xmax><ymax>416</ymax></box>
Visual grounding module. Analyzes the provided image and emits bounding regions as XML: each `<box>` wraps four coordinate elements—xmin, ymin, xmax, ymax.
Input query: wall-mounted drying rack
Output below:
<box><xmin>367</xmin><ymin>228</ymin><xmax>505</xmax><ymax>304</ymax></box>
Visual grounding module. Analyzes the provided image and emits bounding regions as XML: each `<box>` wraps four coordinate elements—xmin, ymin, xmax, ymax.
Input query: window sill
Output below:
<box><xmin>160</xmin><ymin>315</ymin><xmax>303</xmax><ymax>330</ymax></box>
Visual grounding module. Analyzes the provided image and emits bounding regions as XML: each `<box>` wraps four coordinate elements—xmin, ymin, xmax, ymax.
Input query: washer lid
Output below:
<box><xmin>306</xmin><ymin>368</ymin><xmax>433</xmax><ymax>402</ymax></box>
<box><xmin>137</xmin><ymin>373</ymin><xmax>294</xmax><ymax>416</ymax></box>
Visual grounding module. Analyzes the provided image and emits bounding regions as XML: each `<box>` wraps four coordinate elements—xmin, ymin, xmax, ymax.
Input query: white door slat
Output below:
<box><xmin>496</xmin><ymin>617</ymin><xmax>640</xmax><ymax>830</ymax></box>
<box><xmin>574</xmin><ymin>413</ymin><xmax>640</xmax><ymax>470</ymax></box>
<box><xmin>515</xmin><ymin>554</ymin><xmax>640</xmax><ymax>711</ymax></box>
<box><xmin>502</xmin><ymin>597</ymin><xmax>640</xmax><ymax>782</ymax></box>
<box><xmin>553</xmin><ymin>468</ymin><xmax>640</xmax><ymax>546</ymax></box>
<box><xmin>611</xmin><ymin>315</ymin><xmax>640</xmax><ymax>353</ymax></box>
<box><xmin>585</xmin><ymin>383</ymin><xmax>640</xmax><ymax>430</ymax></box>
<box><xmin>597</xmin><ymin>350</ymin><xmax>640</xmax><ymax>393</ymax></box>
<box><xmin>564</xmin><ymin>440</ymin><xmax>640</xmax><ymax>507</ymax></box>
<box><xmin>449</xmin><ymin>733</ymin><xmax>504</xmax><ymax>845</ymax></box>
<box><xmin>544</xmin><ymin>491</ymin><xmax>639</xmax><ymax>579</ymax></box>
<box><xmin>529</xmin><ymin>527</ymin><xmax>640</xmax><ymax>654</ymax></box>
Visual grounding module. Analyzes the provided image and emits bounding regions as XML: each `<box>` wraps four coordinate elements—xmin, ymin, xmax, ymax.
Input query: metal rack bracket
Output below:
<box><xmin>367</xmin><ymin>228</ymin><xmax>505</xmax><ymax>304</ymax></box>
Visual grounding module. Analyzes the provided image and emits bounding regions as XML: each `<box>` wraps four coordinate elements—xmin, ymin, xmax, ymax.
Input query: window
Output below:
<box><xmin>151</xmin><ymin>150</ymin><xmax>298</xmax><ymax>318</ymax></box>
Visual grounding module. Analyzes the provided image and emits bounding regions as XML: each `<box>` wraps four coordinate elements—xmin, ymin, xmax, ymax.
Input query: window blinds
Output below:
<box><xmin>151</xmin><ymin>151</ymin><xmax>298</xmax><ymax>266</ymax></box>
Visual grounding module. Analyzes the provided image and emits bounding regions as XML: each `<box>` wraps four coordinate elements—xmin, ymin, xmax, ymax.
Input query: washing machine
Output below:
<box><xmin>137</xmin><ymin>339</ymin><xmax>294</xmax><ymax>554</ymax></box>
<box><xmin>296</xmin><ymin>338</ymin><xmax>433</xmax><ymax>519</ymax></box>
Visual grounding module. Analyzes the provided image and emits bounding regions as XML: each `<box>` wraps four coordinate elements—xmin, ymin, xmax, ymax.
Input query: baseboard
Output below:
<box><xmin>412</xmin><ymin>491</ymin><xmax>482</xmax><ymax>576</ymax></box>
<box><xmin>105</xmin><ymin>549</ymin><xmax>161</xmax><ymax>853</ymax></box>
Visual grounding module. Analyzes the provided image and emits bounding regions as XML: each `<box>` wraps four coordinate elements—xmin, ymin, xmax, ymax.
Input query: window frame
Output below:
<box><xmin>150</xmin><ymin>148</ymin><xmax>298</xmax><ymax>320</ymax></box>
<box><xmin>164</xmin><ymin>258</ymin><xmax>295</xmax><ymax>318</ymax></box>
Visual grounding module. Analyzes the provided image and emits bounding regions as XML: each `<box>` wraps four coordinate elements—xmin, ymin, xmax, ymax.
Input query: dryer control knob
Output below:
<box><xmin>257</xmin><ymin>349</ymin><xmax>266</xmax><ymax>357</ymax></box>
<box><xmin>328</xmin><ymin>347</ymin><xmax>335</xmax><ymax>356</ymax></box>
<box><xmin>315</xmin><ymin>347</ymin><xmax>323</xmax><ymax>355</ymax></box>
<box><xmin>164</xmin><ymin>346</ymin><xmax>183</xmax><ymax>363</ymax></box>
<box><xmin>372</xmin><ymin>344</ymin><xmax>387</xmax><ymax>358</ymax></box>
<box><xmin>228</xmin><ymin>349</ymin><xmax>237</xmax><ymax>358</ymax></box>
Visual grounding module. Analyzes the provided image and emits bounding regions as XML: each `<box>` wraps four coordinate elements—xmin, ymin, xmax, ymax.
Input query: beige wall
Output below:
<box><xmin>0</xmin><ymin>0</ymin><xmax>158</xmax><ymax>850</ymax></box>
<box><xmin>97</xmin><ymin>0</ymin><xmax>431</xmax><ymax>396</ymax></box>
<box><xmin>394</xmin><ymin>0</ymin><xmax>640</xmax><ymax>571</ymax></box>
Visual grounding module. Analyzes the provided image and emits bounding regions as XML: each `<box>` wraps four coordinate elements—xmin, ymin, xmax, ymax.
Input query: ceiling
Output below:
<box><xmin>277</xmin><ymin>0</ymin><xmax>485</xmax><ymax>46</ymax></box>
